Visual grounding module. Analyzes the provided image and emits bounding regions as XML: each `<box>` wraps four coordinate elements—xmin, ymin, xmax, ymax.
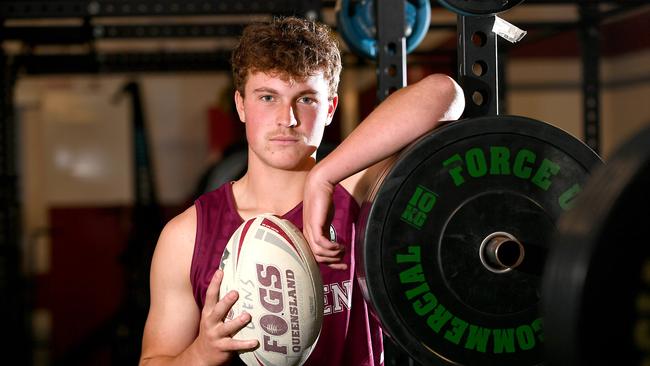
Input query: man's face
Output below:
<box><xmin>235</xmin><ymin>70</ymin><xmax>338</xmax><ymax>171</ymax></box>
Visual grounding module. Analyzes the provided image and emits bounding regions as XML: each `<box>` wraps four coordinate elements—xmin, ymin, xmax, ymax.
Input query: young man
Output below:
<box><xmin>140</xmin><ymin>16</ymin><xmax>464</xmax><ymax>366</ymax></box>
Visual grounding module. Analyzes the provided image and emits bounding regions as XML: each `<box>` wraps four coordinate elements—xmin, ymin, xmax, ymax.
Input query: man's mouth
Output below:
<box><xmin>269</xmin><ymin>135</ymin><xmax>300</xmax><ymax>144</ymax></box>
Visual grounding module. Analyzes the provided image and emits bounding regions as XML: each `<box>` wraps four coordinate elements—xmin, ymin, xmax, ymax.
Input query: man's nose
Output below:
<box><xmin>278</xmin><ymin>103</ymin><xmax>298</xmax><ymax>128</ymax></box>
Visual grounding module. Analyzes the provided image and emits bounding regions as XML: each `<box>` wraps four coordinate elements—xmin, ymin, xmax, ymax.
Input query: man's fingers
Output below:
<box><xmin>303</xmin><ymin>220</ymin><xmax>339</xmax><ymax>247</ymax></box>
<box><xmin>204</xmin><ymin>269</ymin><xmax>223</xmax><ymax>309</ymax></box>
<box><xmin>314</xmin><ymin>254</ymin><xmax>344</xmax><ymax>263</ymax></box>
<box><xmin>219</xmin><ymin>311</ymin><xmax>254</xmax><ymax>337</ymax></box>
<box><xmin>307</xmin><ymin>231</ymin><xmax>342</xmax><ymax>250</ymax></box>
<box><xmin>312</xmin><ymin>234</ymin><xmax>344</xmax><ymax>253</ymax></box>
<box><xmin>308</xmin><ymin>232</ymin><xmax>346</xmax><ymax>268</ymax></box>
<box><xmin>315</xmin><ymin>255</ymin><xmax>348</xmax><ymax>269</ymax></box>
<box><xmin>212</xmin><ymin>290</ymin><xmax>239</xmax><ymax>320</ymax></box>
<box><xmin>219</xmin><ymin>338</ymin><xmax>259</xmax><ymax>352</ymax></box>
<box><xmin>311</xmin><ymin>244</ymin><xmax>344</xmax><ymax>258</ymax></box>
<box><xmin>217</xmin><ymin>312</ymin><xmax>259</xmax><ymax>351</ymax></box>
<box><xmin>314</xmin><ymin>238</ymin><xmax>341</xmax><ymax>251</ymax></box>
<box><xmin>304</xmin><ymin>220</ymin><xmax>348</xmax><ymax>270</ymax></box>
<box><xmin>327</xmin><ymin>262</ymin><xmax>348</xmax><ymax>271</ymax></box>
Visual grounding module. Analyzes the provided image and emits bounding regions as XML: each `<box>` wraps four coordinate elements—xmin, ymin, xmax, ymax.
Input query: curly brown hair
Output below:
<box><xmin>231</xmin><ymin>16</ymin><xmax>342</xmax><ymax>99</ymax></box>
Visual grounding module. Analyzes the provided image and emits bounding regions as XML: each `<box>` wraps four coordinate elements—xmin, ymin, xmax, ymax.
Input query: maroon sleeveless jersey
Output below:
<box><xmin>192</xmin><ymin>183</ymin><xmax>384</xmax><ymax>365</ymax></box>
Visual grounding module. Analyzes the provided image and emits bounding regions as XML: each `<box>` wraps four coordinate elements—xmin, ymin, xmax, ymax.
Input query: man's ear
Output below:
<box><xmin>234</xmin><ymin>90</ymin><xmax>246</xmax><ymax>123</ymax></box>
<box><xmin>325</xmin><ymin>95</ymin><xmax>338</xmax><ymax>126</ymax></box>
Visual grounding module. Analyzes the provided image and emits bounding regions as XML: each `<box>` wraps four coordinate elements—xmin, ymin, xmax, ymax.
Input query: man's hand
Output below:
<box><xmin>193</xmin><ymin>269</ymin><xmax>259</xmax><ymax>364</ymax></box>
<box><xmin>303</xmin><ymin>170</ymin><xmax>348</xmax><ymax>271</ymax></box>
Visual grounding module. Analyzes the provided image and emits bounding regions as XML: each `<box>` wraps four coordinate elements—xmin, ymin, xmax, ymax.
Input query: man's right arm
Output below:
<box><xmin>139</xmin><ymin>206</ymin><xmax>258</xmax><ymax>366</ymax></box>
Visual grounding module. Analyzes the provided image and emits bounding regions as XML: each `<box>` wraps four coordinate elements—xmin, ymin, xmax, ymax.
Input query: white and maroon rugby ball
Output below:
<box><xmin>218</xmin><ymin>214</ymin><xmax>324</xmax><ymax>366</ymax></box>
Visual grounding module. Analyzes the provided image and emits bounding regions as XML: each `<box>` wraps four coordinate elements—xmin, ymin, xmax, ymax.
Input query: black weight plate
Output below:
<box><xmin>543</xmin><ymin>126</ymin><xmax>650</xmax><ymax>366</ymax></box>
<box><xmin>438</xmin><ymin>0</ymin><xmax>525</xmax><ymax>16</ymax></box>
<box><xmin>356</xmin><ymin>115</ymin><xmax>602</xmax><ymax>366</ymax></box>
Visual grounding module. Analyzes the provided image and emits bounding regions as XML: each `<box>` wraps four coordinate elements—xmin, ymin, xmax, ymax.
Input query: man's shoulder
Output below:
<box><xmin>340</xmin><ymin>156</ymin><xmax>397</xmax><ymax>206</ymax></box>
<box><xmin>152</xmin><ymin>205</ymin><xmax>197</xmax><ymax>278</ymax></box>
<box><xmin>161</xmin><ymin>205</ymin><xmax>197</xmax><ymax>242</ymax></box>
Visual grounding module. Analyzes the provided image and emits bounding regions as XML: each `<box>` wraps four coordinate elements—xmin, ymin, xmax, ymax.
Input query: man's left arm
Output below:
<box><xmin>303</xmin><ymin>73</ymin><xmax>465</xmax><ymax>269</ymax></box>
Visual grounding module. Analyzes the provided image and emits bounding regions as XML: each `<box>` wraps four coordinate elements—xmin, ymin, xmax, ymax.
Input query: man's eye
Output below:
<box><xmin>299</xmin><ymin>96</ymin><xmax>315</xmax><ymax>104</ymax></box>
<box><xmin>260</xmin><ymin>95</ymin><xmax>274</xmax><ymax>102</ymax></box>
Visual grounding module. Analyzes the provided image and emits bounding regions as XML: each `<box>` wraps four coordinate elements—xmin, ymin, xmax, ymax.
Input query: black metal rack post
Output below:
<box><xmin>376</xmin><ymin>0</ymin><xmax>406</xmax><ymax>102</ymax></box>
<box><xmin>579</xmin><ymin>3</ymin><xmax>601</xmax><ymax>154</ymax></box>
<box><xmin>458</xmin><ymin>15</ymin><xmax>499</xmax><ymax>118</ymax></box>
<box><xmin>0</xmin><ymin>26</ymin><xmax>28</xmax><ymax>363</ymax></box>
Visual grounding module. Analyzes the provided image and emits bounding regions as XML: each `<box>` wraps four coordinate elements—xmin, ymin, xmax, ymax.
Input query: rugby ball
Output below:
<box><xmin>219</xmin><ymin>214</ymin><xmax>324</xmax><ymax>366</ymax></box>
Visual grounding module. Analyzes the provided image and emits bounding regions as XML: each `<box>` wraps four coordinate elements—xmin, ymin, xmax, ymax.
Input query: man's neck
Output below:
<box><xmin>232</xmin><ymin>160</ymin><xmax>313</xmax><ymax>220</ymax></box>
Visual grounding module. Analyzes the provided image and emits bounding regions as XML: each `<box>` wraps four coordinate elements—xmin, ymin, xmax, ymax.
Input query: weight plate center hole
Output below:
<box><xmin>479</xmin><ymin>231</ymin><xmax>525</xmax><ymax>273</ymax></box>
